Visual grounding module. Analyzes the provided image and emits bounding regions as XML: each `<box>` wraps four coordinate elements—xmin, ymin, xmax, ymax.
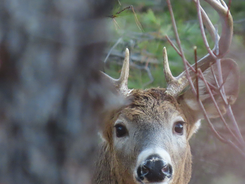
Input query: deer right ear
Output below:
<box><xmin>181</xmin><ymin>58</ymin><xmax>239</xmax><ymax>121</ymax></box>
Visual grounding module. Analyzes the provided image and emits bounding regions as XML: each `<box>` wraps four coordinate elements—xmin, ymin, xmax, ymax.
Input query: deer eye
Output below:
<box><xmin>114</xmin><ymin>124</ymin><xmax>128</xmax><ymax>137</ymax></box>
<box><xmin>173</xmin><ymin>121</ymin><xmax>185</xmax><ymax>135</ymax></box>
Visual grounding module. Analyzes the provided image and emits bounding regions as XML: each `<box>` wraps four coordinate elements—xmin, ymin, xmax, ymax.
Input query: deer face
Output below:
<box><xmin>109</xmin><ymin>89</ymin><xmax>195</xmax><ymax>184</ymax></box>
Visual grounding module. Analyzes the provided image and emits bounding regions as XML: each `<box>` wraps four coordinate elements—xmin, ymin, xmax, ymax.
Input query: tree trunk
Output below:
<box><xmin>0</xmin><ymin>0</ymin><xmax>120</xmax><ymax>184</ymax></box>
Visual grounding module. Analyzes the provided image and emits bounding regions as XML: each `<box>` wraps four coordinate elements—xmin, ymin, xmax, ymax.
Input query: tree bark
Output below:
<box><xmin>0</xmin><ymin>0</ymin><xmax>119</xmax><ymax>183</ymax></box>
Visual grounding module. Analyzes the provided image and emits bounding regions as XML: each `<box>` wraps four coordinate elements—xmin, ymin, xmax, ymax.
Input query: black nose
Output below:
<box><xmin>137</xmin><ymin>154</ymin><xmax>172</xmax><ymax>182</ymax></box>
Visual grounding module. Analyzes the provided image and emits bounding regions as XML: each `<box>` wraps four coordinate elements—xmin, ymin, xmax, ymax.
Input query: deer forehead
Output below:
<box><xmin>121</xmin><ymin>88</ymin><xmax>186</xmax><ymax>125</ymax></box>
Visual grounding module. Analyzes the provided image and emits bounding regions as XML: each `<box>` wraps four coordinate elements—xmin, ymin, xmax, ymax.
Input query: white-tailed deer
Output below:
<box><xmin>94</xmin><ymin>0</ymin><xmax>240</xmax><ymax>184</ymax></box>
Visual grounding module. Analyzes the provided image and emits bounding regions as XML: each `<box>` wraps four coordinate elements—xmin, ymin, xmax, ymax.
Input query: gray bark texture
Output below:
<box><xmin>0</xmin><ymin>0</ymin><xmax>120</xmax><ymax>184</ymax></box>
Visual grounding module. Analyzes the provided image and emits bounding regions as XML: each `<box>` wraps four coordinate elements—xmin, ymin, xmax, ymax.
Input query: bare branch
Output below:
<box><xmin>104</xmin><ymin>38</ymin><xmax>123</xmax><ymax>63</ymax></box>
<box><xmin>108</xmin><ymin>5</ymin><xmax>143</xmax><ymax>32</ymax></box>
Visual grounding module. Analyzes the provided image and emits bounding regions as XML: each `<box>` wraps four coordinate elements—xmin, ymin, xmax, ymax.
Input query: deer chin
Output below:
<box><xmin>133</xmin><ymin>148</ymin><xmax>173</xmax><ymax>184</ymax></box>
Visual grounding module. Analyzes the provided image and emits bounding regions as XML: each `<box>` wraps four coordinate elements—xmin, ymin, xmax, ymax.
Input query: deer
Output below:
<box><xmin>94</xmin><ymin>0</ymin><xmax>240</xmax><ymax>184</ymax></box>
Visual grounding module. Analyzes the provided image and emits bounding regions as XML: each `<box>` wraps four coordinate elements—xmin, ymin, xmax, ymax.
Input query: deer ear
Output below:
<box><xmin>181</xmin><ymin>58</ymin><xmax>239</xmax><ymax>120</ymax></box>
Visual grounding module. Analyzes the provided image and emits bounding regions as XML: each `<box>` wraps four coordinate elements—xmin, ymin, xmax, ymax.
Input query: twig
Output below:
<box><xmin>104</xmin><ymin>37</ymin><xmax>123</xmax><ymax>63</ymax></box>
<box><xmin>194</xmin><ymin>46</ymin><xmax>199</xmax><ymax>101</ymax></box>
<box><xmin>195</xmin><ymin>0</ymin><xmax>217</xmax><ymax>60</ymax></box>
<box><xmin>166</xmin><ymin>0</ymin><xmax>197</xmax><ymax>97</ymax></box>
<box><xmin>165</xmin><ymin>35</ymin><xmax>181</xmax><ymax>57</ymax></box>
<box><xmin>198</xmin><ymin>69</ymin><xmax>241</xmax><ymax>144</ymax></box>
<box><xmin>108</xmin><ymin>5</ymin><xmax>143</xmax><ymax>32</ymax></box>
<box><xmin>113</xmin><ymin>18</ymin><xmax>121</xmax><ymax>30</ymax></box>
<box><xmin>143</xmin><ymin>66</ymin><xmax>154</xmax><ymax>87</ymax></box>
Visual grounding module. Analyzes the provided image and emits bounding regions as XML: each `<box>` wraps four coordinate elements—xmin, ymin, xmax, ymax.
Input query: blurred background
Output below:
<box><xmin>0</xmin><ymin>0</ymin><xmax>244</xmax><ymax>184</ymax></box>
<box><xmin>0</xmin><ymin>0</ymin><xmax>118</xmax><ymax>184</ymax></box>
<box><xmin>105</xmin><ymin>0</ymin><xmax>245</xmax><ymax>184</ymax></box>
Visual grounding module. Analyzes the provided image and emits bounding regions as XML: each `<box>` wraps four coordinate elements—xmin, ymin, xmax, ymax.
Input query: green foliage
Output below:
<box><xmin>105</xmin><ymin>0</ymin><xmax>237</xmax><ymax>89</ymax></box>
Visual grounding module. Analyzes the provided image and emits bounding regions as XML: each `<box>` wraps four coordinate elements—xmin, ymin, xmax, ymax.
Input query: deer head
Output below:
<box><xmin>94</xmin><ymin>0</ymin><xmax>239</xmax><ymax>184</ymax></box>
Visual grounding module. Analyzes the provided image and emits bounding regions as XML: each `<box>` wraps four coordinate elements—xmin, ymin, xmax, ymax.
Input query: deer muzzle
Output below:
<box><xmin>134</xmin><ymin>148</ymin><xmax>173</xmax><ymax>183</ymax></box>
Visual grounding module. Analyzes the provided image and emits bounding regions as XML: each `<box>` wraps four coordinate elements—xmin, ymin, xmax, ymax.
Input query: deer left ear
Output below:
<box><xmin>180</xmin><ymin>58</ymin><xmax>239</xmax><ymax>120</ymax></box>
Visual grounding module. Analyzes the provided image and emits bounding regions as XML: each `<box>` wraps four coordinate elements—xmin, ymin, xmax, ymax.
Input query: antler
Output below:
<box><xmin>102</xmin><ymin>48</ymin><xmax>131</xmax><ymax>96</ymax></box>
<box><xmin>164</xmin><ymin>0</ymin><xmax>233</xmax><ymax>97</ymax></box>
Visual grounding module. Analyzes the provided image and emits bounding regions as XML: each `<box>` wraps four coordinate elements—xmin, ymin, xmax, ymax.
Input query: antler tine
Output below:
<box><xmin>173</xmin><ymin>0</ymin><xmax>233</xmax><ymax>91</ymax></box>
<box><xmin>163</xmin><ymin>47</ymin><xmax>189</xmax><ymax>96</ymax></box>
<box><xmin>101</xmin><ymin>48</ymin><xmax>131</xmax><ymax>96</ymax></box>
<box><xmin>163</xmin><ymin>47</ymin><xmax>175</xmax><ymax>84</ymax></box>
<box><xmin>117</xmin><ymin>48</ymin><xmax>130</xmax><ymax>95</ymax></box>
